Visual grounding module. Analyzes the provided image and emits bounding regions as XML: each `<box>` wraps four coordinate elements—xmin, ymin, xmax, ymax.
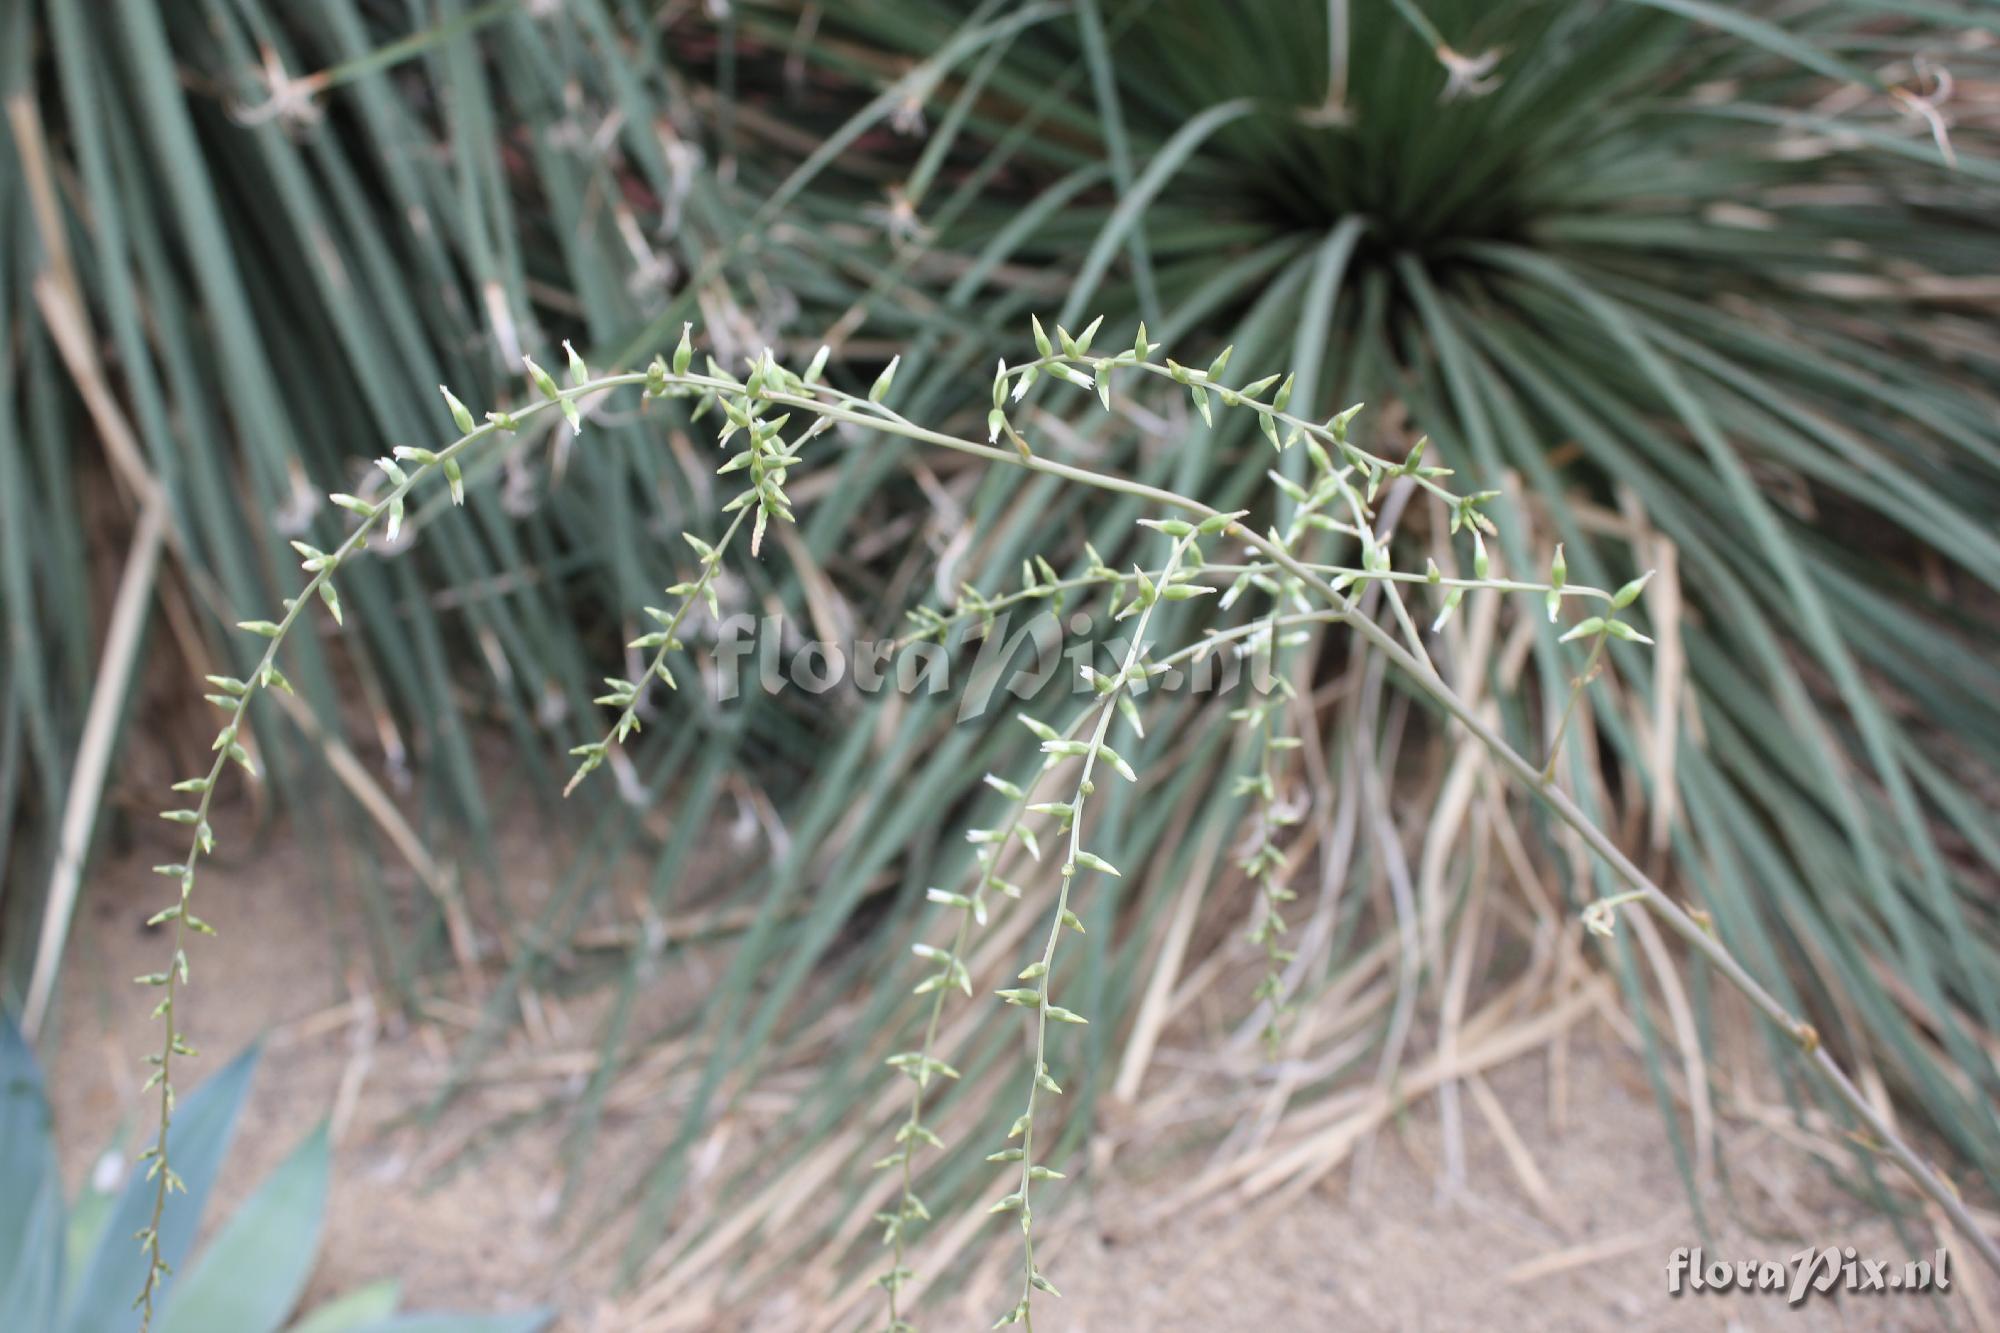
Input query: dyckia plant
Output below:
<box><xmin>741</xmin><ymin>0</ymin><xmax>2000</xmax><ymax>1253</ymax></box>
<box><xmin>140</xmin><ymin>316</ymin><xmax>1999</xmax><ymax>1328</ymax></box>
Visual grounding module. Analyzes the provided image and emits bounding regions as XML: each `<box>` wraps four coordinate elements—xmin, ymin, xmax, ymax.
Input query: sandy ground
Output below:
<box><xmin>41</xmin><ymin>814</ymin><xmax>1985</xmax><ymax>1333</ymax></box>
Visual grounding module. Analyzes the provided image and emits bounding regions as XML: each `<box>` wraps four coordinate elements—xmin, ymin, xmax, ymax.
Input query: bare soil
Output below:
<box><xmin>43</xmin><ymin>817</ymin><xmax>1983</xmax><ymax>1332</ymax></box>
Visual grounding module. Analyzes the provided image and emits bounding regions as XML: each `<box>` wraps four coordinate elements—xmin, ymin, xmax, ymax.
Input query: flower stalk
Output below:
<box><xmin>145</xmin><ymin>322</ymin><xmax>2000</xmax><ymax>1333</ymax></box>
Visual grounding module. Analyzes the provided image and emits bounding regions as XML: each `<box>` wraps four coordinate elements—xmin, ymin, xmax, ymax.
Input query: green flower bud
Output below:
<box><xmin>439</xmin><ymin>385</ymin><xmax>476</xmax><ymax>434</ymax></box>
<box><xmin>1612</xmin><ymin>570</ymin><xmax>1654</xmax><ymax>609</ymax></box>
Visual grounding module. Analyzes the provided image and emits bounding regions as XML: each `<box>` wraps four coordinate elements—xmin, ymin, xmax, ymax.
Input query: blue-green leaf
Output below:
<box><xmin>64</xmin><ymin>1132</ymin><xmax>128</xmax><ymax>1304</ymax></box>
<box><xmin>61</xmin><ymin>1042</ymin><xmax>260</xmax><ymax>1333</ymax></box>
<box><xmin>287</xmin><ymin>1281</ymin><xmax>402</xmax><ymax>1333</ymax></box>
<box><xmin>158</xmin><ymin>1122</ymin><xmax>331</xmax><ymax>1333</ymax></box>
<box><xmin>0</xmin><ymin>1018</ymin><xmax>64</xmax><ymax>1329</ymax></box>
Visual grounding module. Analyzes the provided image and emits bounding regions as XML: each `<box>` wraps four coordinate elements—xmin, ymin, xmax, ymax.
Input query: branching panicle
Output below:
<box><xmin>148</xmin><ymin>315</ymin><xmax>1996</xmax><ymax>1331</ymax></box>
<box><xmin>988</xmin><ymin>528</ymin><xmax>1197</xmax><ymax>1329</ymax></box>
<box><xmin>135</xmin><ymin>360</ymin><xmax>648</xmax><ymax>1326</ymax></box>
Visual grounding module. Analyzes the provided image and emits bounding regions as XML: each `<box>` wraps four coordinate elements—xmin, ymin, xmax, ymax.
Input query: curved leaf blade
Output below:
<box><xmin>286</xmin><ymin>1281</ymin><xmax>402</xmax><ymax>1333</ymax></box>
<box><xmin>158</xmin><ymin>1122</ymin><xmax>331</xmax><ymax>1333</ymax></box>
<box><xmin>62</xmin><ymin>1042</ymin><xmax>260</xmax><ymax>1333</ymax></box>
<box><xmin>0</xmin><ymin>1017</ymin><xmax>64</xmax><ymax>1329</ymax></box>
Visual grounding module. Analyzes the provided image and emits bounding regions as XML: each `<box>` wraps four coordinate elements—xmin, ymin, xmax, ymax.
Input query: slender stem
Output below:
<box><xmin>137</xmin><ymin>375</ymin><xmax>640</xmax><ymax>1327</ymax></box>
<box><xmin>887</xmin><ymin>599</ymin><xmax>1314</xmax><ymax>1330</ymax></box>
<box><xmin>767</xmin><ymin>364</ymin><xmax>1998</xmax><ymax>1276</ymax></box>
<box><xmin>1326</xmin><ymin>0</ymin><xmax>1350</xmax><ymax>109</ymax></box>
<box><xmin>1241</xmin><ymin>622</ymin><xmax>1302</xmax><ymax>1056</ymax></box>
<box><xmin>881</xmin><ymin>707</ymin><xmax>1092</xmax><ymax>1329</ymax></box>
<box><xmin>1006</xmin><ymin>535</ymin><xmax>1193</xmax><ymax>1327</ymax></box>
<box><xmin>1256</xmin><ymin>546</ymin><xmax>2000</xmax><ymax>1275</ymax></box>
<box><xmin>565</xmin><ymin>505</ymin><xmax>750</xmax><ymax>795</ymax></box>
<box><xmin>782</xmin><ymin>370</ymin><xmax>1998</xmax><ymax>1277</ymax></box>
<box><xmin>150</xmin><ymin>343</ymin><xmax>2000</xmax><ymax>1329</ymax></box>
<box><xmin>1541</xmin><ymin>635</ymin><xmax>1605</xmax><ymax>784</ymax></box>
<box><xmin>903</xmin><ymin>559</ymin><xmax>1610</xmax><ymax>650</ymax></box>
<box><xmin>999</xmin><ymin>353</ymin><xmax>1465</xmax><ymax>508</ymax></box>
